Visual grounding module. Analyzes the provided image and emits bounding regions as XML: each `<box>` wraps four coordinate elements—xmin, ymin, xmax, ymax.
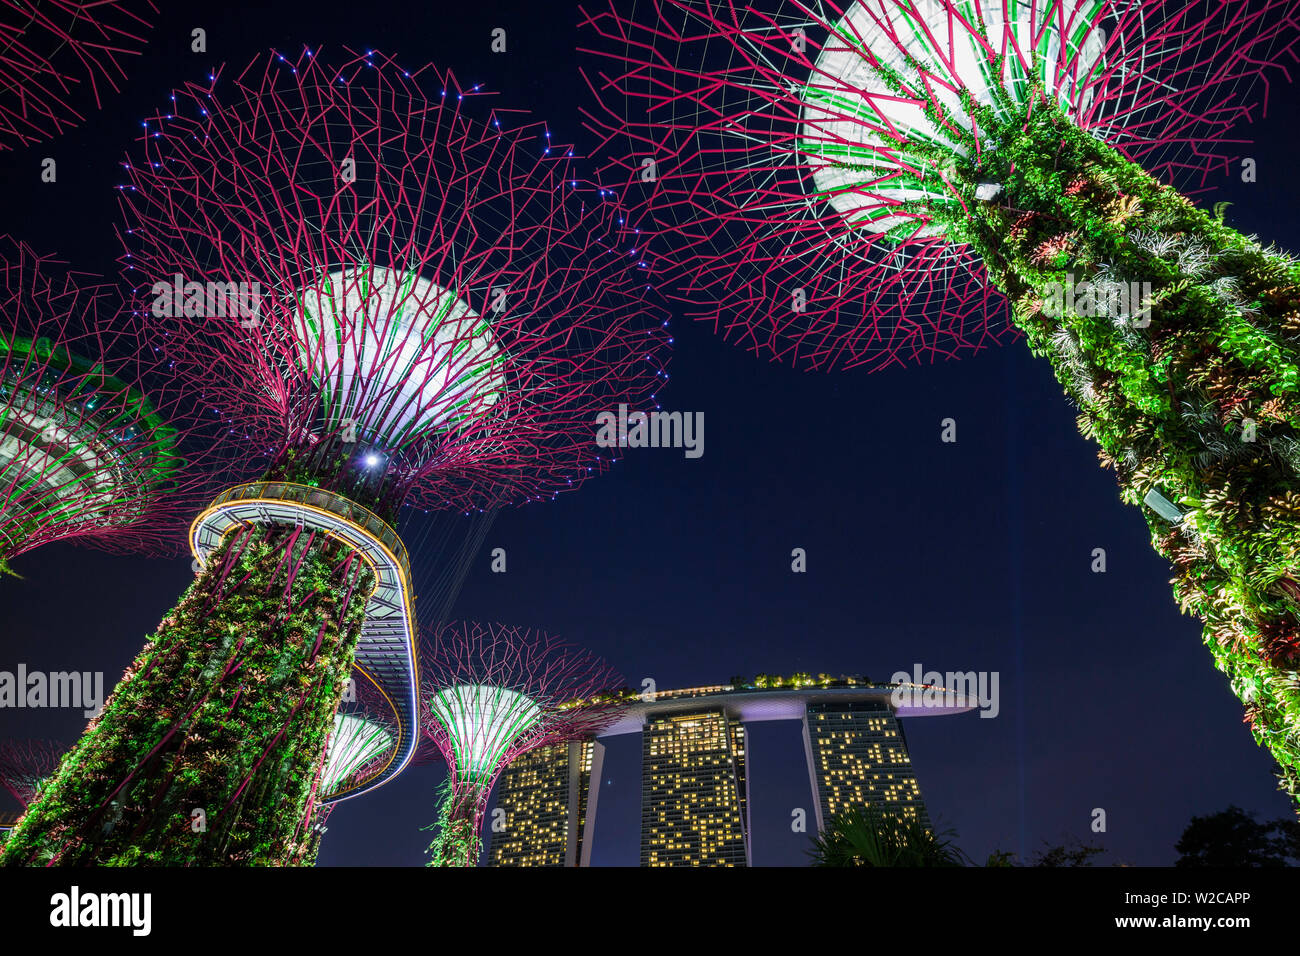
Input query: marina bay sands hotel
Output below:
<box><xmin>486</xmin><ymin>676</ymin><xmax>972</xmax><ymax>867</ymax></box>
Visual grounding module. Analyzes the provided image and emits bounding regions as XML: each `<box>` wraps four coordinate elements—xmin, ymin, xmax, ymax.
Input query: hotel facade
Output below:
<box><xmin>488</xmin><ymin>678</ymin><xmax>969</xmax><ymax>866</ymax></box>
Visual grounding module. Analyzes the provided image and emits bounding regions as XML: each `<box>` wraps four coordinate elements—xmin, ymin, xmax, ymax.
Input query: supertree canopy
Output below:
<box><xmin>0</xmin><ymin>47</ymin><xmax>667</xmax><ymax>867</ymax></box>
<box><xmin>287</xmin><ymin>677</ymin><xmax>399</xmax><ymax>865</ymax></box>
<box><xmin>418</xmin><ymin>622</ymin><xmax>623</xmax><ymax>867</ymax></box>
<box><xmin>581</xmin><ymin>1</ymin><xmax>1300</xmax><ymax>803</ymax></box>
<box><xmin>0</xmin><ymin>1</ymin><xmax>158</xmax><ymax>150</ymax></box>
<box><xmin>0</xmin><ymin>235</ymin><xmax>198</xmax><ymax>579</ymax></box>
<box><xmin>119</xmin><ymin>47</ymin><xmax>669</xmax><ymax>519</ymax></box>
<box><xmin>0</xmin><ymin>738</ymin><xmax>63</xmax><ymax>848</ymax></box>
<box><xmin>0</xmin><ymin>738</ymin><xmax>64</xmax><ymax>812</ymax></box>
<box><xmin>320</xmin><ymin>712</ymin><xmax>395</xmax><ymax>800</ymax></box>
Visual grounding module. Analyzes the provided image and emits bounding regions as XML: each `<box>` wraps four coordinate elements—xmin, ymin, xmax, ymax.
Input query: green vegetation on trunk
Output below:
<box><xmin>0</xmin><ymin>526</ymin><xmax>374</xmax><ymax>865</ymax></box>
<box><xmin>875</xmin><ymin>79</ymin><xmax>1300</xmax><ymax>801</ymax></box>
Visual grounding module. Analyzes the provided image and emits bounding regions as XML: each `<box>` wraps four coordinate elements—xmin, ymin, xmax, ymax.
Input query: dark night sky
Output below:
<box><xmin>2</xmin><ymin>1</ymin><xmax>1298</xmax><ymax>867</ymax></box>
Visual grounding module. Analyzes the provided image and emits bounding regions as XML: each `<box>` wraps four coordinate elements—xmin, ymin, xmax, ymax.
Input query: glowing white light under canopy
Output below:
<box><xmin>800</xmin><ymin>0</ymin><xmax>1106</xmax><ymax>237</ymax></box>
<box><xmin>293</xmin><ymin>265</ymin><xmax>507</xmax><ymax>446</ymax></box>
<box><xmin>0</xmin><ymin>395</ymin><xmax>126</xmax><ymax>521</ymax></box>
<box><xmin>322</xmin><ymin>713</ymin><xmax>394</xmax><ymax>797</ymax></box>
<box><xmin>428</xmin><ymin>684</ymin><xmax>543</xmax><ymax>785</ymax></box>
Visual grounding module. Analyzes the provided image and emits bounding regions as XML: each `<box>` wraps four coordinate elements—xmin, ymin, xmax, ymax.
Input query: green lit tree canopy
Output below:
<box><xmin>418</xmin><ymin>622</ymin><xmax>623</xmax><ymax>866</ymax></box>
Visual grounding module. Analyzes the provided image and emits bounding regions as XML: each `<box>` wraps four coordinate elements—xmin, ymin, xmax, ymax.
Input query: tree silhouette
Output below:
<box><xmin>1175</xmin><ymin>806</ymin><xmax>1300</xmax><ymax>867</ymax></box>
<box><xmin>810</xmin><ymin>805</ymin><xmax>967</xmax><ymax>867</ymax></box>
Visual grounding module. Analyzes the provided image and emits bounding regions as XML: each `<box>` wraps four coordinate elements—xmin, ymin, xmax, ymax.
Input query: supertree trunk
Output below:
<box><xmin>426</xmin><ymin>780</ymin><xmax>488</xmax><ymax>868</ymax></box>
<box><xmin>579</xmin><ymin>0</ymin><xmax>1300</xmax><ymax>806</ymax></box>
<box><xmin>0</xmin><ymin>526</ymin><xmax>373</xmax><ymax>865</ymax></box>
<box><xmin>910</xmin><ymin>94</ymin><xmax>1300</xmax><ymax>798</ymax></box>
<box><xmin>289</xmin><ymin>798</ymin><xmax>334</xmax><ymax>866</ymax></box>
<box><xmin>417</xmin><ymin>623</ymin><xmax>625</xmax><ymax>866</ymax></box>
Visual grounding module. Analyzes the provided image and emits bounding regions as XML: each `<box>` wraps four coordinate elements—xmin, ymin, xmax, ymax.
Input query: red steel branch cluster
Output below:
<box><xmin>418</xmin><ymin>621</ymin><xmax>624</xmax><ymax>838</ymax></box>
<box><xmin>0</xmin><ymin>738</ymin><xmax>63</xmax><ymax>809</ymax></box>
<box><xmin>0</xmin><ymin>235</ymin><xmax>215</xmax><ymax>565</ymax></box>
<box><xmin>578</xmin><ymin>0</ymin><xmax>1299</xmax><ymax>372</ymax></box>
<box><xmin>0</xmin><ymin>1</ymin><xmax>158</xmax><ymax>150</ymax></box>
<box><xmin>118</xmin><ymin>47</ymin><xmax>671</xmax><ymax>516</ymax></box>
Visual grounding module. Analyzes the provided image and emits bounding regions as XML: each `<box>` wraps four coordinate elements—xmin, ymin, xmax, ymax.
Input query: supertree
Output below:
<box><xmin>0</xmin><ymin>235</ymin><xmax>203</xmax><ymax>579</ymax></box>
<box><xmin>0</xmin><ymin>738</ymin><xmax>62</xmax><ymax>849</ymax></box>
<box><xmin>0</xmin><ymin>47</ymin><xmax>668</xmax><ymax>866</ymax></box>
<box><xmin>0</xmin><ymin>1</ymin><xmax>158</xmax><ymax>150</ymax></box>
<box><xmin>580</xmin><ymin>1</ymin><xmax>1300</xmax><ymax>803</ymax></box>
<box><xmin>0</xmin><ymin>738</ymin><xmax>64</xmax><ymax>813</ymax></box>
<box><xmin>418</xmin><ymin>622</ymin><xmax>624</xmax><ymax>867</ymax></box>
<box><xmin>287</xmin><ymin>676</ymin><xmax>399</xmax><ymax>865</ymax></box>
